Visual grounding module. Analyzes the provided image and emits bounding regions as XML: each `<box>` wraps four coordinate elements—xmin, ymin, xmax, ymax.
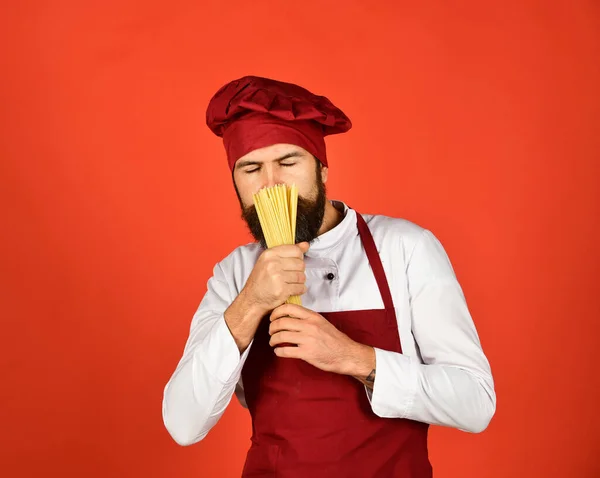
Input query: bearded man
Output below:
<box><xmin>162</xmin><ymin>76</ymin><xmax>496</xmax><ymax>478</ymax></box>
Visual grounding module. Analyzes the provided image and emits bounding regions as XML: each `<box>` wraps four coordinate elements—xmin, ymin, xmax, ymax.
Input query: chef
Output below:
<box><xmin>162</xmin><ymin>75</ymin><xmax>496</xmax><ymax>477</ymax></box>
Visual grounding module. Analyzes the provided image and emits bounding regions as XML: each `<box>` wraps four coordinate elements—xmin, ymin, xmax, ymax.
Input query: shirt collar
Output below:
<box><xmin>305</xmin><ymin>200</ymin><xmax>358</xmax><ymax>258</ymax></box>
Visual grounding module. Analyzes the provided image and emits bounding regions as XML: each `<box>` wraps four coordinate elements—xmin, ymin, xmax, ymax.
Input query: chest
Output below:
<box><xmin>235</xmin><ymin>234</ymin><xmax>409</xmax><ymax>314</ymax></box>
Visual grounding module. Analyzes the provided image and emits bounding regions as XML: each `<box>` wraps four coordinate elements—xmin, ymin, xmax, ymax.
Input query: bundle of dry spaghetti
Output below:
<box><xmin>252</xmin><ymin>184</ymin><xmax>302</xmax><ymax>305</ymax></box>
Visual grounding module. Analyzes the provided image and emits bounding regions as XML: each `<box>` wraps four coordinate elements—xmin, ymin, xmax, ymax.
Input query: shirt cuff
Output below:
<box><xmin>366</xmin><ymin>347</ymin><xmax>418</xmax><ymax>418</ymax></box>
<box><xmin>194</xmin><ymin>316</ymin><xmax>253</xmax><ymax>385</ymax></box>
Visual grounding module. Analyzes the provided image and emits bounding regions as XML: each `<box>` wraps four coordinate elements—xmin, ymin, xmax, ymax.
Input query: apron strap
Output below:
<box><xmin>355</xmin><ymin>211</ymin><xmax>396</xmax><ymax>312</ymax></box>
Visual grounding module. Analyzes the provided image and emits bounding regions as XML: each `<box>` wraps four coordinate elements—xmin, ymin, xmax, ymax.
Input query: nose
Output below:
<box><xmin>261</xmin><ymin>164</ymin><xmax>282</xmax><ymax>189</ymax></box>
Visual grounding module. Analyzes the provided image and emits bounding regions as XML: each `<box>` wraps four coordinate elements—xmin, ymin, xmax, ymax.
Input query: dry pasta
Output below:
<box><xmin>253</xmin><ymin>184</ymin><xmax>302</xmax><ymax>305</ymax></box>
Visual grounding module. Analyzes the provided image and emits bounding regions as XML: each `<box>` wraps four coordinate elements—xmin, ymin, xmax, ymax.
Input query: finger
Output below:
<box><xmin>270</xmin><ymin>303</ymin><xmax>313</xmax><ymax>322</ymax></box>
<box><xmin>296</xmin><ymin>242</ymin><xmax>310</xmax><ymax>254</ymax></box>
<box><xmin>280</xmin><ymin>257</ymin><xmax>306</xmax><ymax>272</ymax></box>
<box><xmin>283</xmin><ymin>270</ymin><xmax>306</xmax><ymax>284</ymax></box>
<box><xmin>269</xmin><ymin>331</ymin><xmax>304</xmax><ymax>347</ymax></box>
<box><xmin>269</xmin><ymin>317</ymin><xmax>305</xmax><ymax>335</ymax></box>
<box><xmin>272</xmin><ymin>243</ymin><xmax>309</xmax><ymax>259</ymax></box>
<box><xmin>274</xmin><ymin>345</ymin><xmax>302</xmax><ymax>358</ymax></box>
<box><xmin>285</xmin><ymin>283</ymin><xmax>307</xmax><ymax>299</ymax></box>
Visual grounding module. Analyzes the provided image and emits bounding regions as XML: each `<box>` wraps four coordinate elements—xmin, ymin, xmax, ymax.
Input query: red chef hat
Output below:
<box><xmin>206</xmin><ymin>75</ymin><xmax>352</xmax><ymax>171</ymax></box>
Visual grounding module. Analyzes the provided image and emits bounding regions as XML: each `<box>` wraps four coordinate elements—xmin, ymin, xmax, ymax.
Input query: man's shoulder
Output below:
<box><xmin>360</xmin><ymin>210</ymin><xmax>454</xmax><ymax>270</ymax></box>
<box><xmin>215</xmin><ymin>241</ymin><xmax>263</xmax><ymax>273</ymax></box>
<box><xmin>361</xmin><ymin>210</ymin><xmax>427</xmax><ymax>243</ymax></box>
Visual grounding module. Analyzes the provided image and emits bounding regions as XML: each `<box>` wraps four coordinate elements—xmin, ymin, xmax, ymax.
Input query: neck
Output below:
<box><xmin>317</xmin><ymin>200</ymin><xmax>344</xmax><ymax>236</ymax></box>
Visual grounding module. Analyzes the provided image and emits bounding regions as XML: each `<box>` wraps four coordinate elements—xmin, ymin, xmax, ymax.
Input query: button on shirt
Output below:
<box><xmin>162</xmin><ymin>201</ymin><xmax>496</xmax><ymax>446</ymax></box>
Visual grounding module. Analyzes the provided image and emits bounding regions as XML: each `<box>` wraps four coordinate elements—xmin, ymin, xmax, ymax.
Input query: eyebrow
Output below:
<box><xmin>235</xmin><ymin>151</ymin><xmax>303</xmax><ymax>170</ymax></box>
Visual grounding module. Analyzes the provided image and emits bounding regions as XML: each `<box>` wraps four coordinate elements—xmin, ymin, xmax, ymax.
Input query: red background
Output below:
<box><xmin>1</xmin><ymin>1</ymin><xmax>599</xmax><ymax>477</ymax></box>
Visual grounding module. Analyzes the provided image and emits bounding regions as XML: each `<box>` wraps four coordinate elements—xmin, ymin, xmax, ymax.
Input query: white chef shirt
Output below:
<box><xmin>162</xmin><ymin>201</ymin><xmax>496</xmax><ymax>446</ymax></box>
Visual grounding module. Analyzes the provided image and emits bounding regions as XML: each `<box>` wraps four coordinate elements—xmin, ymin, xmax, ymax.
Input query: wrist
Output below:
<box><xmin>224</xmin><ymin>290</ymin><xmax>268</xmax><ymax>353</ymax></box>
<box><xmin>344</xmin><ymin>342</ymin><xmax>376</xmax><ymax>378</ymax></box>
<box><xmin>238</xmin><ymin>288</ymin><xmax>269</xmax><ymax>320</ymax></box>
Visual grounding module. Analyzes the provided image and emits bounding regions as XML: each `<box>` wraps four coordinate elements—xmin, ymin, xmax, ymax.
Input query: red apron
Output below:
<box><xmin>240</xmin><ymin>212</ymin><xmax>432</xmax><ymax>477</ymax></box>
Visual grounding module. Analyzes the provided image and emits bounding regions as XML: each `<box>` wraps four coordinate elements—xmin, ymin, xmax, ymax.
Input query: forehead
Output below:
<box><xmin>236</xmin><ymin>143</ymin><xmax>310</xmax><ymax>163</ymax></box>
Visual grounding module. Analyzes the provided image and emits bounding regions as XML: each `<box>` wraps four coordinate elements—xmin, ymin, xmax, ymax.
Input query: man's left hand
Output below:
<box><xmin>268</xmin><ymin>303</ymin><xmax>375</xmax><ymax>380</ymax></box>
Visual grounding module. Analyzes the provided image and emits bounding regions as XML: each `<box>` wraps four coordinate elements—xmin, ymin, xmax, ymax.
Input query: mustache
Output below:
<box><xmin>241</xmin><ymin>183</ymin><xmax>326</xmax><ymax>249</ymax></box>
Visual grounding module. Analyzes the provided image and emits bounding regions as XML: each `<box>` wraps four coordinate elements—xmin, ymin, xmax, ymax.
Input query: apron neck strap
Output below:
<box><xmin>354</xmin><ymin>212</ymin><xmax>396</xmax><ymax>312</ymax></box>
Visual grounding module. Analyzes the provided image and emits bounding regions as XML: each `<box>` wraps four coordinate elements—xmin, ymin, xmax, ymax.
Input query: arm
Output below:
<box><xmin>368</xmin><ymin>229</ymin><xmax>496</xmax><ymax>433</ymax></box>
<box><xmin>161</xmin><ymin>263</ymin><xmax>261</xmax><ymax>446</ymax></box>
<box><xmin>162</xmin><ymin>243</ymin><xmax>309</xmax><ymax>446</ymax></box>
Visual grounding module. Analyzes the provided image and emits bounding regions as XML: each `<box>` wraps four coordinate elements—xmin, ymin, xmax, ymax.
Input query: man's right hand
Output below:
<box><xmin>223</xmin><ymin>242</ymin><xmax>309</xmax><ymax>353</ymax></box>
<box><xmin>243</xmin><ymin>242</ymin><xmax>309</xmax><ymax>313</ymax></box>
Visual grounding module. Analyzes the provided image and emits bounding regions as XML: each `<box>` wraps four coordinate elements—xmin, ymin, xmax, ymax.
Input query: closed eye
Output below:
<box><xmin>243</xmin><ymin>161</ymin><xmax>296</xmax><ymax>174</ymax></box>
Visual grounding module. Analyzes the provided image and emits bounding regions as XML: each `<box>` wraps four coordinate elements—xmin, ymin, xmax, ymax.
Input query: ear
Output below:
<box><xmin>321</xmin><ymin>165</ymin><xmax>329</xmax><ymax>184</ymax></box>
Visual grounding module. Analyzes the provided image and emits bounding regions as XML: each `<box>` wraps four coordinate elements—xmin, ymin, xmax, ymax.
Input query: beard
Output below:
<box><xmin>235</xmin><ymin>166</ymin><xmax>327</xmax><ymax>250</ymax></box>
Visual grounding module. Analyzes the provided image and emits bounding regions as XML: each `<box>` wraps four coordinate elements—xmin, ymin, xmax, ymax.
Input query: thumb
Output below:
<box><xmin>297</xmin><ymin>241</ymin><xmax>310</xmax><ymax>253</ymax></box>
